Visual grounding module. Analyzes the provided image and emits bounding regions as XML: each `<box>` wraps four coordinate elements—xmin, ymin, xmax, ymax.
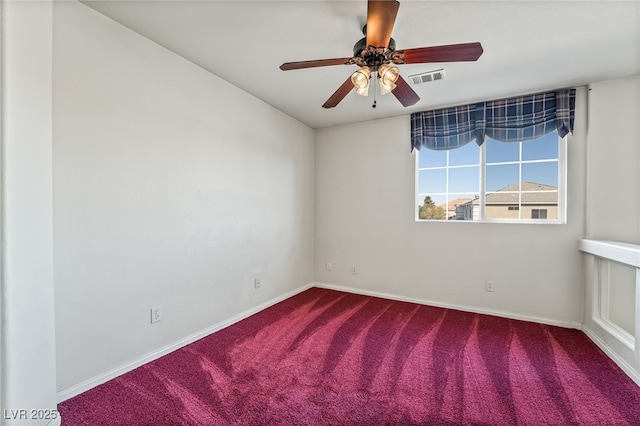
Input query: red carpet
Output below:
<box><xmin>58</xmin><ymin>287</ymin><xmax>640</xmax><ymax>425</ymax></box>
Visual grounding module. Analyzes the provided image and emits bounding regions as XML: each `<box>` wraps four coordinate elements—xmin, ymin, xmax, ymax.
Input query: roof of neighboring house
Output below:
<box><xmin>458</xmin><ymin>182</ymin><xmax>558</xmax><ymax>206</ymax></box>
<box><xmin>439</xmin><ymin>198</ymin><xmax>473</xmax><ymax>211</ymax></box>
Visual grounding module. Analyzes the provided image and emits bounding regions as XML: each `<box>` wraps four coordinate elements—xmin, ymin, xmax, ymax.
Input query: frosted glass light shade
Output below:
<box><xmin>378</xmin><ymin>64</ymin><xmax>399</xmax><ymax>95</ymax></box>
<box><xmin>351</xmin><ymin>66</ymin><xmax>371</xmax><ymax>96</ymax></box>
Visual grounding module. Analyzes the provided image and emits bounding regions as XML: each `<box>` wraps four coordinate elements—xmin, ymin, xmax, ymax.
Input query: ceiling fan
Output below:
<box><xmin>280</xmin><ymin>0</ymin><xmax>483</xmax><ymax>109</ymax></box>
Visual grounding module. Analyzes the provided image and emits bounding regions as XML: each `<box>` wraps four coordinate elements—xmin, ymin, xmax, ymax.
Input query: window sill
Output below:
<box><xmin>416</xmin><ymin>219</ymin><xmax>565</xmax><ymax>225</ymax></box>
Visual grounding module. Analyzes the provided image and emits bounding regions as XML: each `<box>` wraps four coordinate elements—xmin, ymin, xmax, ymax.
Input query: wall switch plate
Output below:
<box><xmin>326</xmin><ymin>262</ymin><xmax>332</xmax><ymax>271</ymax></box>
<box><xmin>151</xmin><ymin>307</ymin><xmax>161</xmax><ymax>323</ymax></box>
<box><xmin>254</xmin><ymin>278</ymin><xmax>261</xmax><ymax>289</ymax></box>
<box><xmin>351</xmin><ymin>265</ymin><xmax>358</xmax><ymax>275</ymax></box>
<box><xmin>486</xmin><ymin>281</ymin><xmax>495</xmax><ymax>292</ymax></box>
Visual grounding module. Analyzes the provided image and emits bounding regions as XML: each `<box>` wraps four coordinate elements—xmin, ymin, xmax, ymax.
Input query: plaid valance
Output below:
<box><xmin>410</xmin><ymin>88</ymin><xmax>576</xmax><ymax>151</ymax></box>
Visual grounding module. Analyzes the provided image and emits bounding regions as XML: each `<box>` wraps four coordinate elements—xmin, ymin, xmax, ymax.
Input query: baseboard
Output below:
<box><xmin>47</xmin><ymin>417</ymin><xmax>61</xmax><ymax>426</ymax></box>
<box><xmin>582</xmin><ymin>324</ymin><xmax>640</xmax><ymax>386</ymax></box>
<box><xmin>57</xmin><ymin>281</ymin><xmax>586</xmax><ymax>403</ymax></box>
<box><xmin>314</xmin><ymin>282</ymin><xmax>583</xmax><ymax>330</ymax></box>
<box><xmin>57</xmin><ymin>282</ymin><xmax>315</xmax><ymax>403</ymax></box>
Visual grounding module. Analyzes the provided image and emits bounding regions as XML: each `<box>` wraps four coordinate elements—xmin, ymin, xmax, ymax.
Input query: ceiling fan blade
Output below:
<box><xmin>280</xmin><ymin>58</ymin><xmax>353</xmax><ymax>71</ymax></box>
<box><xmin>366</xmin><ymin>0</ymin><xmax>400</xmax><ymax>48</ymax></box>
<box><xmin>322</xmin><ymin>77</ymin><xmax>355</xmax><ymax>109</ymax></box>
<box><xmin>392</xmin><ymin>75</ymin><xmax>420</xmax><ymax>107</ymax></box>
<box><xmin>397</xmin><ymin>42</ymin><xmax>484</xmax><ymax>64</ymax></box>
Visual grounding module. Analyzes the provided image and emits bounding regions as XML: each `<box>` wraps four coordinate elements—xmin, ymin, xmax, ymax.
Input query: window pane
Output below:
<box><xmin>522</xmin><ymin>132</ymin><xmax>558</xmax><ymax>161</ymax></box>
<box><xmin>417</xmin><ymin>194</ymin><xmax>447</xmax><ymax>220</ymax></box>
<box><xmin>446</xmin><ymin>194</ymin><xmax>477</xmax><ymax>221</ymax></box>
<box><xmin>523</xmin><ymin>191</ymin><xmax>558</xmax><ymax>220</ymax></box>
<box><xmin>423</xmin><ymin>194</ymin><xmax>446</xmax><ymax>206</ymax></box>
<box><xmin>531</xmin><ymin>208</ymin><xmax>551</xmax><ymax>219</ymax></box>
<box><xmin>449</xmin><ymin>166</ymin><xmax>479</xmax><ymax>193</ymax></box>
<box><xmin>418</xmin><ymin>169</ymin><xmax>446</xmax><ymax>194</ymax></box>
<box><xmin>415</xmin><ymin>131</ymin><xmax>564</xmax><ymax>223</ymax></box>
<box><xmin>486</xmin><ymin>195</ymin><xmax>521</xmax><ymax>220</ymax></box>
<box><xmin>418</xmin><ymin>149</ymin><xmax>447</xmax><ymax>168</ymax></box>
<box><xmin>486</xmin><ymin>163</ymin><xmax>519</xmax><ymax>192</ymax></box>
<box><xmin>522</xmin><ymin>162</ymin><xmax>558</xmax><ymax>187</ymax></box>
<box><xmin>449</xmin><ymin>142</ymin><xmax>479</xmax><ymax>166</ymax></box>
<box><xmin>486</xmin><ymin>139</ymin><xmax>519</xmax><ymax>163</ymax></box>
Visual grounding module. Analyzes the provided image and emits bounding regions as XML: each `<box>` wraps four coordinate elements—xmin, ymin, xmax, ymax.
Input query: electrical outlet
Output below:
<box><xmin>486</xmin><ymin>281</ymin><xmax>495</xmax><ymax>292</ymax></box>
<box><xmin>351</xmin><ymin>265</ymin><xmax>358</xmax><ymax>275</ymax></box>
<box><xmin>150</xmin><ymin>307</ymin><xmax>161</xmax><ymax>323</ymax></box>
<box><xmin>254</xmin><ymin>278</ymin><xmax>261</xmax><ymax>289</ymax></box>
<box><xmin>326</xmin><ymin>262</ymin><xmax>332</xmax><ymax>271</ymax></box>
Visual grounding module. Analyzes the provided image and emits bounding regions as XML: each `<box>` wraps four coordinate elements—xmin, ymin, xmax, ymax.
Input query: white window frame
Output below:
<box><xmin>415</xmin><ymin>134</ymin><xmax>567</xmax><ymax>224</ymax></box>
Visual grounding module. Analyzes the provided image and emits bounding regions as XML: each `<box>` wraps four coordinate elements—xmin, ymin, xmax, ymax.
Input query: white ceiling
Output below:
<box><xmin>82</xmin><ymin>0</ymin><xmax>640</xmax><ymax>129</ymax></box>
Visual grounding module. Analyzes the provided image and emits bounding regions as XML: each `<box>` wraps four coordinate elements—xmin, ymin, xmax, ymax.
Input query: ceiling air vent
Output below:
<box><xmin>409</xmin><ymin>69</ymin><xmax>445</xmax><ymax>85</ymax></box>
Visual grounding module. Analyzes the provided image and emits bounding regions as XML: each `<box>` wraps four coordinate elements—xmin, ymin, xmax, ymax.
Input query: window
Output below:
<box><xmin>531</xmin><ymin>209</ymin><xmax>548</xmax><ymax>219</ymax></box>
<box><xmin>416</xmin><ymin>132</ymin><xmax>565</xmax><ymax>223</ymax></box>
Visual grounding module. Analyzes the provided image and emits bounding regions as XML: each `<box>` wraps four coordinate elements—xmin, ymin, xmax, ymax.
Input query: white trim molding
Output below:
<box><xmin>580</xmin><ymin>239</ymin><xmax>640</xmax><ymax>268</ymax></box>
<box><xmin>582</xmin><ymin>324</ymin><xmax>640</xmax><ymax>386</ymax></box>
<box><xmin>314</xmin><ymin>282</ymin><xmax>583</xmax><ymax>330</ymax></box>
<box><xmin>46</xmin><ymin>418</ymin><xmax>61</xmax><ymax>426</ymax></box>
<box><xmin>580</xmin><ymin>239</ymin><xmax>640</xmax><ymax>387</ymax></box>
<box><xmin>57</xmin><ymin>282</ymin><xmax>314</xmax><ymax>403</ymax></box>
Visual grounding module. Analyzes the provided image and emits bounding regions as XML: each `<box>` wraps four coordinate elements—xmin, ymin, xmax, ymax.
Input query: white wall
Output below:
<box><xmin>1</xmin><ymin>0</ymin><xmax>59</xmax><ymax>424</ymax></box>
<box><xmin>315</xmin><ymin>88</ymin><xmax>588</xmax><ymax>326</ymax></box>
<box><xmin>53</xmin><ymin>1</ymin><xmax>314</xmax><ymax>395</ymax></box>
<box><xmin>586</xmin><ymin>75</ymin><xmax>640</xmax><ymax>244</ymax></box>
<box><xmin>582</xmin><ymin>74</ymin><xmax>640</xmax><ymax>384</ymax></box>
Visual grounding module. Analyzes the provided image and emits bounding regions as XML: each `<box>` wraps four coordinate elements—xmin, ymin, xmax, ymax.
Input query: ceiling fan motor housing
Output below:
<box><xmin>352</xmin><ymin>36</ymin><xmax>397</xmax><ymax>71</ymax></box>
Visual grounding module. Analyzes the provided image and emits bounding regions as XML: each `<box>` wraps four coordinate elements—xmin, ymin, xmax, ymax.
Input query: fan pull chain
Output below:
<box><xmin>372</xmin><ymin>72</ymin><xmax>377</xmax><ymax>108</ymax></box>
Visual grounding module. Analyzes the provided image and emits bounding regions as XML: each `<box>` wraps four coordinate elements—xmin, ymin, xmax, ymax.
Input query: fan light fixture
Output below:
<box><xmin>351</xmin><ymin>64</ymin><xmax>400</xmax><ymax>97</ymax></box>
<box><xmin>378</xmin><ymin>64</ymin><xmax>400</xmax><ymax>95</ymax></box>
<box><xmin>280</xmin><ymin>1</ymin><xmax>484</xmax><ymax>109</ymax></box>
<box><xmin>351</xmin><ymin>66</ymin><xmax>371</xmax><ymax>96</ymax></box>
